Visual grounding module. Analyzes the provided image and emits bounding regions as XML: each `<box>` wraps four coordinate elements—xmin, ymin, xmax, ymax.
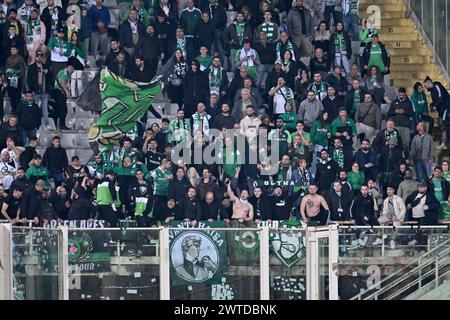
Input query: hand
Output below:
<box><xmin>423</xmin><ymin>205</ymin><xmax>429</xmax><ymax>211</ymax></box>
<box><xmin>43</xmin><ymin>219</ymin><xmax>49</xmax><ymax>227</ymax></box>
<box><xmin>428</xmin><ymin>159</ymin><xmax>433</xmax><ymax>165</ymax></box>
<box><xmin>166</xmin><ymin>175</ymin><xmax>173</xmax><ymax>180</ymax></box>
<box><xmin>207</xmin><ymin>218</ymin><xmax>213</xmax><ymax>223</ymax></box>
<box><xmin>190</xmin><ymin>219</ymin><xmax>197</xmax><ymax>226</ymax></box>
<box><xmin>407</xmin><ymin>204</ymin><xmax>412</xmax><ymax>210</ymax></box>
<box><xmin>238</xmin><ymin>218</ymin><xmax>244</xmax><ymax>223</ymax></box>
<box><xmin>33</xmin><ymin>217</ymin><xmax>39</xmax><ymax>225</ymax></box>
<box><xmin>254</xmin><ymin>219</ymin><xmax>261</xmax><ymax>224</ymax></box>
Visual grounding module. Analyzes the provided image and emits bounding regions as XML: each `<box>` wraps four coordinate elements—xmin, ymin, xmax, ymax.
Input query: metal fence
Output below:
<box><xmin>408</xmin><ymin>0</ymin><xmax>450</xmax><ymax>76</ymax></box>
<box><xmin>3</xmin><ymin>223</ymin><xmax>450</xmax><ymax>300</ymax></box>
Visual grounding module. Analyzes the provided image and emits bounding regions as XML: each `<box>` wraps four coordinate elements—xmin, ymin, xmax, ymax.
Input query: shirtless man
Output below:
<box><xmin>300</xmin><ymin>183</ymin><xmax>330</xmax><ymax>225</ymax></box>
<box><xmin>227</xmin><ymin>180</ymin><xmax>254</xmax><ymax>223</ymax></box>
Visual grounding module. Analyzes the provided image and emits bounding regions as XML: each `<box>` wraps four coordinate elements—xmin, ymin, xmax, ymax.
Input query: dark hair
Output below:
<box><xmin>413</xmin><ymin>82</ymin><xmax>423</xmax><ymax>92</ymax></box>
<box><xmin>398</xmin><ymin>87</ymin><xmax>407</xmax><ymax>93</ymax></box>
<box><xmin>53</xmin><ymin>135</ymin><xmax>61</xmax><ymax>140</ymax></box>
<box><xmin>161</xmin><ymin>118</ymin><xmax>170</xmax><ymax>124</ymax></box>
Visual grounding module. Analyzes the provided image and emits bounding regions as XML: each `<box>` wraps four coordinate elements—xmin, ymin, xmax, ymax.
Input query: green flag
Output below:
<box><xmin>88</xmin><ymin>68</ymin><xmax>163</xmax><ymax>152</ymax></box>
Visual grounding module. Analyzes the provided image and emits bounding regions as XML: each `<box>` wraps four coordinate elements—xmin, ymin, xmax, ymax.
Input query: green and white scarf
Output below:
<box><xmin>26</xmin><ymin>19</ymin><xmax>41</xmax><ymax>45</ymax></box>
<box><xmin>333</xmin><ymin>148</ymin><xmax>345</xmax><ymax>168</ymax></box>
<box><xmin>176</xmin><ymin>37</ymin><xmax>187</xmax><ymax>58</ymax></box>
<box><xmin>234</xmin><ymin>21</ymin><xmax>245</xmax><ymax>46</ymax></box>
<box><xmin>209</xmin><ymin>66</ymin><xmax>222</xmax><ymax>93</ymax></box>
<box><xmin>192</xmin><ymin>112</ymin><xmax>211</xmax><ymax>136</ymax></box>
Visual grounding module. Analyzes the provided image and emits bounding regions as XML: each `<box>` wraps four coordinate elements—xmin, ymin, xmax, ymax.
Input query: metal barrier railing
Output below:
<box><xmin>350</xmin><ymin>236</ymin><xmax>450</xmax><ymax>300</ymax></box>
<box><xmin>405</xmin><ymin>0</ymin><xmax>450</xmax><ymax>84</ymax></box>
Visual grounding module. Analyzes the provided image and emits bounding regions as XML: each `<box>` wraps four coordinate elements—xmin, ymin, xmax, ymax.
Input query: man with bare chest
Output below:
<box><xmin>300</xmin><ymin>183</ymin><xmax>330</xmax><ymax>225</ymax></box>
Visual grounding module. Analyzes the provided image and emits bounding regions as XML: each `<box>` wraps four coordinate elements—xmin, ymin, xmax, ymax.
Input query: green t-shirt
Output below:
<box><xmin>220</xmin><ymin>148</ymin><xmax>241</xmax><ymax>177</ymax></box>
<box><xmin>440</xmin><ymin>202</ymin><xmax>450</xmax><ymax>219</ymax></box>
<box><xmin>348</xmin><ymin>171</ymin><xmax>365</xmax><ymax>191</ymax></box>
<box><xmin>310</xmin><ymin>120</ymin><xmax>330</xmax><ymax>148</ymax></box>
<box><xmin>54</xmin><ymin>69</ymin><xmax>69</xmax><ymax>91</ymax></box>
<box><xmin>444</xmin><ymin>171</ymin><xmax>450</xmax><ymax>183</ymax></box>
<box><xmin>432</xmin><ymin>178</ymin><xmax>445</xmax><ymax>202</ymax></box>
<box><xmin>196</xmin><ymin>54</ymin><xmax>212</xmax><ymax>71</ymax></box>
<box><xmin>368</xmin><ymin>44</ymin><xmax>385</xmax><ymax>72</ymax></box>
<box><xmin>148</xmin><ymin>167</ymin><xmax>171</xmax><ymax>196</ymax></box>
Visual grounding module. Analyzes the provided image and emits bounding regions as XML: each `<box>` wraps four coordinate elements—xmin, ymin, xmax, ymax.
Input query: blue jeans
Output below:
<box><xmin>34</xmin><ymin>93</ymin><xmax>49</xmax><ymax>126</ymax></box>
<box><xmin>49</xmin><ymin>171</ymin><xmax>64</xmax><ymax>188</ymax></box>
<box><xmin>343</xmin><ymin>14</ymin><xmax>360</xmax><ymax>41</ymax></box>
<box><xmin>21</xmin><ymin>128</ymin><xmax>37</xmax><ymax>145</ymax></box>
<box><xmin>415</xmin><ymin>160</ymin><xmax>432</xmax><ymax>183</ymax></box>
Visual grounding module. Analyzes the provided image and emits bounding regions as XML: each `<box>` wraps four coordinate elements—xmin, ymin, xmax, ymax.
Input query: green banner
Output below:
<box><xmin>88</xmin><ymin>68</ymin><xmax>163</xmax><ymax>152</ymax></box>
<box><xmin>268</xmin><ymin>220</ymin><xmax>306</xmax><ymax>267</ymax></box>
<box><xmin>168</xmin><ymin>221</ymin><xmax>227</xmax><ymax>286</ymax></box>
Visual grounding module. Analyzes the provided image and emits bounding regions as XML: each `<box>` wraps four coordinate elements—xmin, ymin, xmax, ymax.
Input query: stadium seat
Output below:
<box><xmin>60</xmin><ymin>134</ymin><xmax>76</xmax><ymax>149</ymax></box>
<box><xmin>76</xmin><ymin>149</ymin><xmax>94</xmax><ymax>164</ymax></box>
<box><xmin>75</xmin><ymin>134</ymin><xmax>91</xmax><ymax>149</ymax></box>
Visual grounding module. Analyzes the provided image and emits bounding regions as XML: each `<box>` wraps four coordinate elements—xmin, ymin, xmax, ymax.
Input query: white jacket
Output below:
<box><xmin>379</xmin><ymin>195</ymin><xmax>406</xmax><ymax>225</ymax></box>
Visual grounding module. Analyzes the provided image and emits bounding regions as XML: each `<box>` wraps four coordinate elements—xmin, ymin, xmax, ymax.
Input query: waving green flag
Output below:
<box><xmin>88</xmin><ymin>68</ymin><xmax>163</xmax><ymax>152</ymax></box>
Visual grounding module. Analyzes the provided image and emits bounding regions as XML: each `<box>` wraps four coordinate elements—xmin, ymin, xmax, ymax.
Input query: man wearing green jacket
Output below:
<box><xmin>179</xmin><ymin>0</ymin><xmax>202</xmax><ymax>58</ymax></box>
<box><xmin>26</xmin><ymin>154</ymin><xmax>49</xmax><ymax>186</ymax></box>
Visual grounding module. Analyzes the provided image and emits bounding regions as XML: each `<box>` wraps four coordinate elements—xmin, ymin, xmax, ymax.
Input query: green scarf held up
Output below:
<box><xmin>234</xmin><ymin>21</ymin><xmax>245</xmax><ymax>46</ymax></box>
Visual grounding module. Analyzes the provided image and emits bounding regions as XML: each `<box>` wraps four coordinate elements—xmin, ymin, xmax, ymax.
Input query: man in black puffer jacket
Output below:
<box><xmin>16</xmin><ymin>90</ymin><xmax>42</xmax><ymax>144</ymax></box>
<box><xmin>42</xmin><ymin>136</ymin><xmax>69</xmax><ymax>187</ymax></box>
<box><xmin>20</xmin><ymin>179</ymin><xmax>45</xmax><ymax>225</ymax></box>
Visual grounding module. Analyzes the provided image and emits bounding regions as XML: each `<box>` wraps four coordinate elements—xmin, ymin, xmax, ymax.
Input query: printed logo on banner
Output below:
<box><xmin>169</xmin><ymin>221</ymin><xmax>227</xmax><ymax>285</ymax></box>
<box><xmin>171</xmin><ymin>231</ymin><xmax>219</xmax><ymax>283</ymax></box>
<box><xmin>269</xmin><ymin>220</ymin><xmax>305</xmax><ymax>267</ymax></box>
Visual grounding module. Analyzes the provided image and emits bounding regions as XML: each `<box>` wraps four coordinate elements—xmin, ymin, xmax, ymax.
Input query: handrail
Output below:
<box><xmin>404</xmin><ymin>0</ymin><xmax>450</xmax><ymax>87</ymax></box>
<box><xmin>350</xmin><ymin>237</ymin><xmax>450</xmax><ymax>300</ymax></box>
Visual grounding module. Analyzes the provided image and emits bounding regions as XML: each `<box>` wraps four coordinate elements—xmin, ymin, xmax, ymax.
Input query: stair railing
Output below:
<box><xmin>350</xmin><ymin>237</ymin><xmax>450</xmax><ymax>300</ymax></box>
<box><xmin>404</xmin><ymin>0</ymin><xmax>450</xmax><ymax>86</ymax></box>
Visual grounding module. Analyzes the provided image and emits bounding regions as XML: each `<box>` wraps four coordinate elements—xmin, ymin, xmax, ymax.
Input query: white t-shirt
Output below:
<box><xmin>412</xmin><ymin>193</ymin><xmax>427</xmax><ymax>218</ymax></box>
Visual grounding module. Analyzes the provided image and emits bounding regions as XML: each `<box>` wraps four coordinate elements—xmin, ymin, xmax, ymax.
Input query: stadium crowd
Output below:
<box><xmin>1</xmin><ymin>0</ymin><xmax>450</xmax><ymax>229</ymax></box>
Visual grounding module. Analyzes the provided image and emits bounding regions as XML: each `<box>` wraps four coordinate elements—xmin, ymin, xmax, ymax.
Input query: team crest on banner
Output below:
<box><xmin>270</xmin><ymin>220</ymin><xmax>306</xmax><ymax>267</ymax></box>
<box><xmin>169</xmin><ymin>221</ymin><xmax>227</xmax><ymax>285</ymax></box>
<box><xmin>229</xmin><ymin>228</ymin><xmax>260</xmax><ymax>265</ymax></box>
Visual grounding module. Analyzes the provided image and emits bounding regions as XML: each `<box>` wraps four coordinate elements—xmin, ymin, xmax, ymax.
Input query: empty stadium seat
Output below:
<box><xmin>76</xmin><ymin>149</ymin><xmax>94</xmax><ymax>164</ymax></box>
<box><xmin>60</xmin><ymin>134</ymin><xmax>76</xmax><ymax>149</ymax></box>
<box><xmin>75</xmin><ymin>134</ymin><xmax>91</xmax><ymax>149</ymax></box>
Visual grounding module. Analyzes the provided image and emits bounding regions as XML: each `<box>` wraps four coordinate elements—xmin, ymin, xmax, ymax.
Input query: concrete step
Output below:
<box><xmin>360</xmin><ymin>3</ymin><xmax>407</xmax><ymax>11</ymax></box>
<box><xmin>388</xmin><ymin>48</ymin><xmax>432</xmax><ymax>56</ymax></box>
<box><xmin>380</xmin><ymin>11</ymin><xmax>409</xmax><ymax>19</ymax></box>
<box><xmin>390</xmin><ymin>71</ymin><xmax>443</xmax><ymax>80</ymax></box>
<box><xmin>390</xmin><ymin>64</ymin><xmax>440</xmax><ymax>72</ymax></box>
<box><xmin>390</xmin><ymin>56</ymin><xmax>433</xmax><ymax>64</ymax></box>
<box><xmin>381</xmin><ymin>26</ymin><xmax>418</xmax><ymax>34</ymax></box>
<box><xmin>379</xmin><ymin>33</ymin><xmax>420</xmax><ymax>41</ymax></box>
<box><xmin>374</xmin><ymin>18</ymin><xmax>415</xmax><ymax>27</ymax></box>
